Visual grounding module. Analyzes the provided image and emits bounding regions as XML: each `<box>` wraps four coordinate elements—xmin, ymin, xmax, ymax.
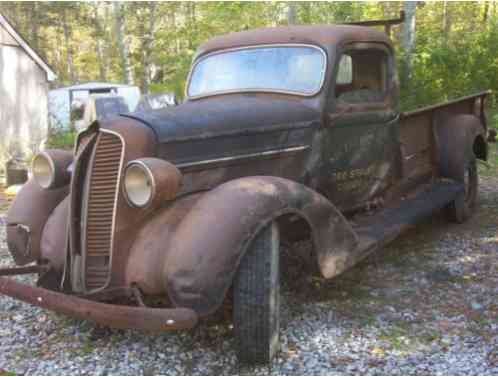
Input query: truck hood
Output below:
<box><xmin>123</xmin><ymin>94</ymin><xmax>320</xmax><ymax>144</ymax></box>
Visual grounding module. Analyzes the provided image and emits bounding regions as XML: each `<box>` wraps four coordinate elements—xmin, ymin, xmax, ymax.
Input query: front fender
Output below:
<box><xmin>161</xmin><ymin>176</ymin><xmax>358</xmax><ymax>316</ymax></box>
<box><xmin>6</xmin><ymin>179</ymin><xmax>68</xmax><ymax>265</ymax></box>
<box><xmin>40</xmin><ymin>196</ymin><xmax>69</xmax><ymax>272</ymax></box>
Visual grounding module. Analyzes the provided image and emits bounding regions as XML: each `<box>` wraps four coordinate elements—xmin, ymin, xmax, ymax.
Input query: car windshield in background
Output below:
<box><xmin>187</xmin><ymin>45</ymin><xmax>326</xmax><ymax>98</ymax></box>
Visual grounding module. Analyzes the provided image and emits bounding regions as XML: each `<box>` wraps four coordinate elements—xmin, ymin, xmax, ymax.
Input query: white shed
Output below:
<box><xmin>0</xmin><ymin>13</ymin><xmax>56</xmax><ymax>166</ymax></box>
<box><xmin>48</xmin><ymin>82</ymin><xmax>141</xmax><ymax>129</ymax></box>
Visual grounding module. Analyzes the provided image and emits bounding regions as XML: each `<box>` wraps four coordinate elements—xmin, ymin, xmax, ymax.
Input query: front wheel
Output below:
<box><xmin>233</xmin><ymin>221</ymin><xmax>280</xmax><ymax>364</ymax></box>
<box><xmin>445</xmin><ymin>152</ymin><xmax>478</xmax><ymax>223</ymax></box>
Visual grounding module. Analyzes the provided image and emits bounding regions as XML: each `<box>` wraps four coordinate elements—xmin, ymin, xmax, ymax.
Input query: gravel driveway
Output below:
<box><xmin>0</xmin><ymin>172</ymin><xmax>497</xmax><ymax>375</ymax></box>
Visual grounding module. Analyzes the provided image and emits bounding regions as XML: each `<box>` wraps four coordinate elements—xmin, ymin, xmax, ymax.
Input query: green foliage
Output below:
<box><xmin>1</xmin><ymin>1</ymin><xmax>496</xmax><ymax>109</ymax></box>
<box><xmin>398</xmin><ymin>2</ymin><xmax>498</xmax><ymax>111</ymax></box>
<box><xmin>492</xmin><ymin>111</ymin><xmax>498</xmax><ymax>131</ymax></box>
<box><xmin>46</xmin><ymin>130</ymin><xmax>77</xmax><ymax>150</ymax></box>
<box><xmin>479</xmin><ymin>141</ymin><xmax>498</xmax><ymax>179</ymax></box>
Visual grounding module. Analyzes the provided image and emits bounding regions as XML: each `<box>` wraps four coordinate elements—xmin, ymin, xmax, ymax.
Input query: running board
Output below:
<box><xmin>322</xmin><ymin>180</ymin><xmax>464</xmax><ymax>278</ymax></box>
<box><xmin>354</xmin><ymin>180</ymin><xmax>463</xmax><ymax>246</ymax></box>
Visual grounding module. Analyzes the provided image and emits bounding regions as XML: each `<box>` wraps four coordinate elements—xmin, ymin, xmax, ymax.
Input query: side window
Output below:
<box><xmin>335</xmin><ymin>49</ymin><xmax>389</xmax><ymax>104</ymax></box>
<box><xmin>336</xmin><ymin>54</ymin><xmax>353</xmax><ymax>85</ymax></box>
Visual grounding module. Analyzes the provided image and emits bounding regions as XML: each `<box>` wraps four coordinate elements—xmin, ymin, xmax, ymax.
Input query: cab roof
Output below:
<box><xmin>195</xmin><ymin>24</ymin><xmax>392</xmax><ymax>59</ymax></box>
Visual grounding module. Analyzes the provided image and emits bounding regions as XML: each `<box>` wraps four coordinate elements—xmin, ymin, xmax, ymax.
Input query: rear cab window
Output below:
<box><xmin>335</xmin><ymin>45</ymin><xmax>390</xmax><ymax>105</ymax></box>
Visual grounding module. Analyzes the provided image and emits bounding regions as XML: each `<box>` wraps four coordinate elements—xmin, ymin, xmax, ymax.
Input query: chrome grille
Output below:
<box><xmin>84</xmin><ymin>130</ymin><xmax>123</xmax><ymax>291</ymax></box>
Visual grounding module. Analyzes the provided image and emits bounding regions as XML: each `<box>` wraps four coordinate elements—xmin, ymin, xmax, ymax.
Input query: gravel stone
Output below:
<box><xmin>0</xmin><ymin>176</ymin><xmax>497</xmax><ymax>375</ymax></box>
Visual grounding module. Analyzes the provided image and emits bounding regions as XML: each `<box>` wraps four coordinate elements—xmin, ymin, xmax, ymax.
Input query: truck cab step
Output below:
<box><xmin>352</xmin><ymin>180</ymin><xmax>464</xmax><ymax>255</ymax></box>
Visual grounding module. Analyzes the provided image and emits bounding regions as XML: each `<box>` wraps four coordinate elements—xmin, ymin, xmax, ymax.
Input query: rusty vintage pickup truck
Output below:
<box><xmin>1</xmin><ymin>15</ymin><xmax>491</xmax><ymax>364</ymax></box>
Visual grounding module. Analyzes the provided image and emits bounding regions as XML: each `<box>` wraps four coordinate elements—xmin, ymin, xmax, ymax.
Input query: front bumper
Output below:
<box><xmin>0</xmin><ymin>274</ymin><xmax>198</xmax><ymax>331</ymax></box>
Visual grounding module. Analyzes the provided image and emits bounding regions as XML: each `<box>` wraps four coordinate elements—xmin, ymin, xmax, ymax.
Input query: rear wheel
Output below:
<box><xmin>233</xmin><ymin>221</ymin><xmax>280</xmax><ymax>364</ymax></box>
<box><xmin>445</xmin><ymin>152</ymin><xmax>478</xmax><ymax>223</ymax></box>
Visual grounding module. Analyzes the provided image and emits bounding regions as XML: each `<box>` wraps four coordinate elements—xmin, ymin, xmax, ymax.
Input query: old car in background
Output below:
<box><xmin>1</xmin><ymin>13</ymin><xmax>490</xmax><ymax>364</ymax></box>
<box><xmin>135</xmin><ymin>92</ymin><xmax>178</xmax><ymax>112</ymax></box>
<box><xmin>49</xmin><ymin>82</ymin><xmax>140</xmax><ymax>130</ymax></box>
<box><xmin>72</xmin><ymin>95</ymin><xmax>130</xmax><ymax>131</ymax></box>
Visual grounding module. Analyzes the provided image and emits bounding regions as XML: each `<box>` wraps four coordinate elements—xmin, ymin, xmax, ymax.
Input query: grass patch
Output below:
<box><xmin>356</xmin><ymin>311</ymin><xmax>378</xmax><ymax>327</ymax></box>
<box><xmin>419</xmin><ymin>329</ymin><xmax>441</xmax><ymax>344</ymax></box>
<box><xmin>479</xmin><ymin>142</ymin><xmax>498</xmax><ymax>178</ymax></box>
<box><xmin>480</xmin><ymin>107</ymin><xmax>498</xmax><ymax>178</ymax></box>
<box><xmin>379</xmin><ymin>325</ymin><xmax>411</xmax><ymax>350</ymax></box>
<box><xmin>488</xmin><ymin>107</ymin><xmax>498</xmax><ymax>131</ymax></box>
<box><xmin>381</xmin><ymin>249</ymin><xmax>418</xmax><ymax>269</ymax></box>
<box><xmin>342</xmin><ymin>284</ymin><xmax>376</xmax><ymax>300</ymax></box>
<box><xmin>80</xmin><ymin>339</ymin><xmax>95</xmax><ymax>355</ymax></box>
<box><xmin>0</xmin><ymin>371</ymin><xmax>17</xmax><ymax>376</ymax></box>
<box><xmin>378</xmin><ymin>322</ymin><xmax>438</xmax><ymax>352</ymax></box>
<box><xmin>318</xmin><ymin>279</ymin><xmax>375</xmax><ymax>303</ymax></box>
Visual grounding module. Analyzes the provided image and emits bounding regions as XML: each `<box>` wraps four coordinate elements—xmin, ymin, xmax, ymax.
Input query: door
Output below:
<box><xmin>320</xmin><ymin>43</ymin><xmax>401</xmax><ymax>212</ymax></box>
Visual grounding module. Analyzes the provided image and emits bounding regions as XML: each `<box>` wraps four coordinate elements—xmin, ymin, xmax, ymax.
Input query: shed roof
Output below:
<box><xmin>0</xmin><ymin>13</ymin><xmax>57</xmax><ymax>81</ymax></box>
<box><xmin>196</xmin><ymin>24</ymin><xmax>392</xmax><ymax>59</ymax></box>
<box><xmin>50</xmin><ymin>81</ymin><xmax>139</xmax><ymax>92</ymax></box>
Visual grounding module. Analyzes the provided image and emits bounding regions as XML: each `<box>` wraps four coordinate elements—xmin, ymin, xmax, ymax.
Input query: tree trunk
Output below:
<box><xmin>483</xmin><ymin>1</ymin><xmax>490</xmax><ymax>23</ymax></box>
<box><xmin>186</xmin><ymin>2</ymin><xmax>196</xmax><ymax>50</ymax></box>
<box><xmin>171</xmin><ymin>7</ymin><xmax>180</xmax><ymax>54</ymax></box>
<box><xmin>29</xmin><ymin>2</ymin><xmax>39</xmax><ymax>52</ymax></box>
<box><xmin>62</xmin><ymin>8</ymin><xmax>76</xmax><ymax>84</ymax></box>
<box><xmin>54</xmin><ymin>26</ymin><xmax>64</xmax><ymax>85</ymax></box>
<box><xmin>287</xmin><ymin>2</ymin><xmax>297</xmax><ymax>25</ymax></box>
<box><xmin>93</xmin><ymin>3</ymin><xmax>107</xmax><ymax>81</ymax></box>
<box><xmin>140</xmin><ymin>2</ymin><xmax>157</xmax><ymax>94</ymax></box>
<box><xmin>442</xmin><ymin>0</ymin><xmax>451</xmax><ymax>43</ymax></box>
<box><xmin>401</xmin><ymin>1</ymin><xmax>416</xmax><ymax>85</ymax></box>
<box><xmin>103</xmin><ymin>4</ymin><xmax>112</xmax><ymax>80</ymax></box>
<box><xmin>113</xmin><ymin>2</ymin><xmax>134</xmax><ymax>85</ymax></box>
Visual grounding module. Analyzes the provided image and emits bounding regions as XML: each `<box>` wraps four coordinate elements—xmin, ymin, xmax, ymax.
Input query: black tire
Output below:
<box><xmin>233</xmin><ymin>221</ymin><xmax>280</xmax><ymax>364</ymax></box>
<box><xmin>445</xmin><ymin>152</ymin><xmax>478</xmax><ymax>223</ymax></box>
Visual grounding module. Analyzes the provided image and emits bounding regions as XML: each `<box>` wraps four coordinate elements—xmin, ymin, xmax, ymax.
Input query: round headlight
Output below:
<box><xmin>32</xmin><ymin>152</ymin><xmax>55</xmax><ymax>189</ymax></box>
<box><xmin>124</xmin><ymin>163</ymin><xmax>153</xmax><ymax>207</ymax></box>
<box><xmin>123</xmin><ymin>158</ymin><xmax>182</xmax><ymax>209</ymax></box>
<box><xmin>31</xmin><ymin>150</ymin><xmax>73</xmax><ymax>189</ymax></box>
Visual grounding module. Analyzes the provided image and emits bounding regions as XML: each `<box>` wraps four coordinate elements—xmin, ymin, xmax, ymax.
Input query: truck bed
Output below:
<box><xmin>397</xmin><ymin>91</ymin><xmax>490</xmax><ymax>185</ymax></box>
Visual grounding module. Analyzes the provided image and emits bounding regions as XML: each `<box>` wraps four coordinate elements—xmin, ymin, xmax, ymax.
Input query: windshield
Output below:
<box><xmin>187</xmin><ymin>45</ymin><xmax>326</xmax><ymax>98</ymax></box>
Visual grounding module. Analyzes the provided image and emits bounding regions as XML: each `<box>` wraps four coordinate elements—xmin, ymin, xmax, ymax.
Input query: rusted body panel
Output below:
<box><xmin>401</xmin><ymin>91</ymin><xmax>489</xmax><ymax>164</ymax></box>
<box><xmin>195</xmin><ymin>25</ymin><xmax>391</xmax><ymax>61</ymax></box>
<box><xmin>6</xmin><ymin>179</ymin><xmax>68</xmax><ymax>265</ymax></box>
<box><xmin>435</xmin><ymin>114</ymin><xmax>487</xmax><ymax>179</ymax></box>
<box><xmin>125</xmin><ymin>193</ymin><xmax>202</xmax><ymax>295</ymax></box>
<box><xmin>40</xmin><ymin>196</ymin><xmax>69</xmax><ymax>273</ymax></box>
<box><xmin>0</xmin><ymin>277</ymin><xmax>197</xmax><ymax>330</ymax></box>
<box><xmin>129</xmin><ymin>176</ymin><xmax>357</xmax><ymax>315</ymax></box>
<box><xmin>318</xmin><ymin>111</ymin><xmax>401</xmax><ymax>211</ymax></box>
<box><xmin>2</xmin><ymin>23</ymin><xmax>490</xmax><ymax>335</ymax></box>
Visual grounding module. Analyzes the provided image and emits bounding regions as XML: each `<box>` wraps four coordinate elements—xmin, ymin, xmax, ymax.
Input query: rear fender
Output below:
<box><xmin>162</xmin><ymin>176</ymin><xmax>358</xmax><ymax>316</ymax></box>
<box><xmin>6</xmin><ymin>179</ymin><xmax>68</xmax><ymax>265</ymax></box>
<box><xmin>435</xmin><ymin>114</ymin><xmax>487</xmax><ymax>179</ymax></box>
